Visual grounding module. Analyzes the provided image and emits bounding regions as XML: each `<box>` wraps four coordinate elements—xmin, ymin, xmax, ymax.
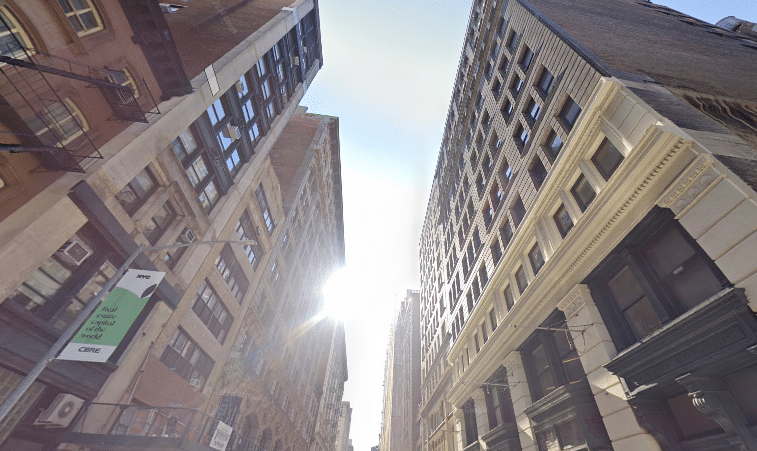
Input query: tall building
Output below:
<box><xmin>309</xmin><ymin>322</ymin><xmax>349</xmax><ymax>451</ymax></box>
<box><xmin>335</xmin><ymin>401</ymin><xmax>353</xmax><ymax>451</ymax></box>
<box><xmin>379</xmin><ymin>290</ymin><xmax>421</xmax><ymax>451</ymax></box>
<box><xmin>0</xmin><ymin>0</ymin><xmax>348</xmax><ymax>450</ymax></box>
<box><xmin>419</xmin><ymin>1</ymin><xmax>757</xmax><ymax>451</ymax></box>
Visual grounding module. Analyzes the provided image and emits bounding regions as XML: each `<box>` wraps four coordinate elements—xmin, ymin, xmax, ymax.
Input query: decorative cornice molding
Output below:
<box><xmin>539</xmin><ymin>136</ymin><xmax>687</xmax><ymax>305</ymax></box>
<box><xmin>556</xmin><ymin>284</ymin><xmax>592</xmax><ymax>318</ymax></box>
<box><xmin>657</xmin><ymin>154</ymin><xmax>718</xmax><ymax>213</ymax></box>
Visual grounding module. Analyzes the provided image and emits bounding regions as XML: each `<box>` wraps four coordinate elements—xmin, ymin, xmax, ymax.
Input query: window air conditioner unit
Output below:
<box><xmin>302</xmin><ymin>47</ymin><xmax>308</xmax><ymax>54</ymax></box>
<box><xmin>189</xmin><ymin>379</ymin><xmax>201</xmax><ymax>391</ymax></box>
<box><xmin>223</xmin><ymin>124</ymin><xmax>241</xmax><ymax>140</ymax></box>
<box><xmin>291</xmin><ymin>56</ymin><xmax>300</xmax><ymax>66</ymax></box>
<box><xmin>34</xmin><ymin>393</ymin><xmax>85</xmax><ymax>428</ymax></box>
<box><xmin>159</xmin><ymin>3</ymin><xmax>185</xmax><ymax>13</ymax></box>
<box><xmin>234</xmin><ymin>80</ymin><xmax>245</xmax><ymax>94</ymax></box>
<box><xmin>56</xmin><ymin>238</ymin><xmax>93</xmax><ymax>266</ymax></box>
<box><xmin>179</xmin><ymin>228</ymin><xmax>196</xmax><ymax>243</ymax></box>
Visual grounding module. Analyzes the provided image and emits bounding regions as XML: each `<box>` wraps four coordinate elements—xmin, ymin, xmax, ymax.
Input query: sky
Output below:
<box><xmin>301</xmin><ymin>1</ymin><xmax>757</xmax><ymax>451</ymax></box>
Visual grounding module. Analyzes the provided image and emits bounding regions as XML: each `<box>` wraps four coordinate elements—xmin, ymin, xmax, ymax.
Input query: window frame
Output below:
<box><xmin>160</xmin><ymin>328</ymin><xmax>215</xmax><ymax>389</ymax></box>
<box><xmin>191</xmin><ymin>280</ymin><xmax>234</xmax><ymax>343</ymax></box>
<box><xmin>56</xmin><ymin>0</ymin><xmax>103</xmax><ymax>37</ymax></box>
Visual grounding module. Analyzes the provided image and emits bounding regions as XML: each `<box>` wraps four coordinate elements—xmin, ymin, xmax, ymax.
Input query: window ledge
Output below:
<box><xmin>522</xmin><ymin>381</ymin><xmax>592</xmax><ymax>425</ymax></box>
<box><xmin>604</xmin><ymin>287</ymin><xmax>757</xmax><ymax>396</ymax></box>
<box><xmin>480</xmin><ymin>421</ymin><xmax>518</xmax><ymax>447</ymax></box>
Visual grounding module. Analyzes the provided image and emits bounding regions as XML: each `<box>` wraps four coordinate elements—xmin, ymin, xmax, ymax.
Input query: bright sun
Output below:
<box><xmin>321</xmin><ymin>267</ymin><xmax>354</xmax><ymax>321</ymax></box>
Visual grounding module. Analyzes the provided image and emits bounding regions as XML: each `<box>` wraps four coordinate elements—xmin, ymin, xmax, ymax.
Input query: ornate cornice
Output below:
<box><xmin>556</xmin><ymin>284</ymin><xmax>592</xmax><ymax>319</ymax></box>
<box><xmin>656</xmin><ymin>154</ymin><xmax>720</xmax><ymax>214</ymax></box>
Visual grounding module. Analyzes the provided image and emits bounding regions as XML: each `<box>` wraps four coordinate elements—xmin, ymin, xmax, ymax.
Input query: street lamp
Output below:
<box><xmin>0</xmin><ymin>239</ymin><xmax>257</xmax><ymax>425</ymax></box>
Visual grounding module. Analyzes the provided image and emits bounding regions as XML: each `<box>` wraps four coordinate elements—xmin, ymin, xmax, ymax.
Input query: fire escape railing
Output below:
<box><xmin>0</xmin><ymin>14</ymin><xmax>161</xmax><ymax>173</ymax></box>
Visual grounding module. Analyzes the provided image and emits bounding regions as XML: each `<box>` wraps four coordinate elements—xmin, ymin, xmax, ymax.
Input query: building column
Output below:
<box><xmin>471</xmin><ymin>387</ymin><xmax>489</xmax><ymax>447</ymax></box>
<box><xmin>502</xmin><ymin>351</ymin><xmax>536</xmax><ymax>451</ymax></box>
<box><xmin>557</xmin><ymin>285</ymin><xmax>662</xmax><ymax>451</ymax></box>
<box><xmin>451</xmin><ymin>405</ymin><xmax>465</xmax><ymax>451</ymax></box>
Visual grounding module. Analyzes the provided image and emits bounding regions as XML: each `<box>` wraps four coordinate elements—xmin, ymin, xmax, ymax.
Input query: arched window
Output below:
<box><xmin>56</xmin><ymin>0</ymin><xmax>103</xmax><ymax>36</ymax></box>
<box><xmin>0</xmin><ymin>6</ymin><xmax>33</xmax><ymax>58</ymax></box>
<box><xmin>28</xmin><ymin>98</ymin><xmax>88</xmax><ymax>146</ymax></box>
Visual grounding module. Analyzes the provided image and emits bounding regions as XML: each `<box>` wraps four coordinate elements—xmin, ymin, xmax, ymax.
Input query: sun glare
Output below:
<box><xmin>321</xmin><ymin>267</ymin><xmax>354</xmax><ymax>321</ymax></box>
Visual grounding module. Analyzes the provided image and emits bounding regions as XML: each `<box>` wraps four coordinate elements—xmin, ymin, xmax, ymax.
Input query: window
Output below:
<box><xmin>489</xmin><ymin>307</ymin><xmax>497</xmax><ymax>331</ymax></box>
<box><xmin>185</xmin><ymin>155</ymin><xmax>210</xmax><ymax>188</ymax></box>
<box><xmin>520</xmin><ymin>47</ymin><xmax>534</xmax><ymax>71</ymax></box>
<box><xmin>7</xmin><ymin>228</ymin><xmax>118</xmax><ymax>334</ymax></box>
<box><xmin>529</xmin><ymin>156</ymin><xmax>548</xmax><ymax>190</ymax></box>
<box><xmin>515</xmin><ymin>266</ymin><xmax>528</xmax><ymax>294</ymax></box>
<box><xmin>198</xmin><ymin>180</ymin><xmax>220</xmax><ymax>212</ymax></box>
<box><xmin>514</xmin><ymin>123</ymin><xmax>529</xmax><ymax>151</ymax></box>
<box><xmin>500</xmin><ymin>220</ymin><xmax>513</xmax><ymax>248</ymax></box>
<box><xmin>235</xmin><ymin>211</ymin><xmax>262</xmax><ymax>269</ymax></box>
<box><xmin>162</xmin><ymin>228</ymin><xmax>191</xmax><ymax>269</ymax></box>
<box><xmin>544</xmin><ymin>129</ymin><xmax>563</xmax><ymax>160</ymax></box>
<box><xmin>172</xmin><ymin>128</ymin><xmax>198</xmax><ymax>162</ymax></box>
<box><xmin>57</xmin><ymin>0</ymin><xmax>102</xmax><ymax>36</ymax></box>
<box><xmin>536</xmin><ymin>69</ymin><xmax>555</xmax><ymax>96</ymax></box>
<box><xmin>144</xmin><ymin>201</ymin><xmax>176</xmax><ymax>244</ymax></box>
<box><xmin>0</xmin><ymin>7</ymin><xmax>33</xmax><ymax>58</ymax></box>
<box><xmin>588</xmin><ymin>213</ymin><xmax>727</xmax><ymax>349</ymax></box>
<box><xmin>559</xmin><ymin>97</ymin><xmax>581</xmax><ymax>130</ymax></box>
<box><xmin>474</xmin><ymin>333</ymin><xmax>480</xmax><ymax>353</ymax></box>
<box><xmin>496</xmin><ymin>17</ymin><xmax>506</xmax><ymax>36</ymax></box>
<box><xmin>108</xmin><ymin>68</ymin><xmax>139</xmax><ymax>99</ymax></box>
<box><xmin>491</xmin><ymin>78</ymin><xmax>502</xmax><ymax>98</ymax></box>
<box><xmin>490</xmin><ymin>182</ymin><xmax>502</xmax><ymax>210</ymax></box>
<box><xmin>506</xmin><ymin>30</ymin><xmax>518</xmax><ymax>51</ymax></box>
<box><xmin>571</xmin><ymin>174</ymin><xmax>595</xmax><ymax>212</ymax></box>
<box><xmin>191</xmin><ymin>280</ymin><xmax>233</xmax><ymax>343</ymax></box>
<box><xmin>510</xmin><ymin>195</ymin><xmax>526</xmax><ymax>228</ymax></box>
<box><xmin>503</xmin><ymin>284</ymin><xmax>514</xmax><ymax>310</ymax></box>
<box><xmin>522</xmin><ymin>315</ymin><xmax>584</xmax><ymax>402</ymax></box>
<box><xmin>463</xmin><ymin>399</ymin><xmax>478</xmax><ymax>446</ymax></box>
<box><xmin>215</xmin><ymin>244</ymin><xmax>250</xmax><ymax>304</ymax></box>
<box><xmin>501</xmin><ymin>98</ymin><xmax>513</xmax><ymax>121</ymax></box>
<box><xmin>491</xmin><ymin>239</ymin><xmax>502</xmax><ymax>264</ymax></box>
<box><xmin>484</xmin><ymin>61</ymin><xmax>493</xmax><ymax>79</ymax></box>
<box><xmin>256</xmin><ymin>184</ymin><xmax>275</xmax><ymax>233</ymax></box>
<box><xmin>485</xmin><ymin>367</ymin><xmax>515</xmax><ymax>430</ymax></box>
<box><xmin>498</xmin><ymin>56</ymin><xmax>510</xmax><ymax>74</ymax></box>
<box><xmin>529</xmin><ymin>243</ymin><xmax>545</xmax><ymax>276</ymax></box>
<box><xmin>481</xmin><ymin>322</ymin><xmax>489</xmax><ymax>343</ymax></box>
<box><xmin>207</xmin><ymin>98</ymin><xmax>227</xmax><ymax>126</ymax></box>
<box><xmin>160</xmin><ymin>328</ymin><xmax>215</xmax><ymax>389</ymax></box>
<box><xmin>591</xmin><ymin>138</ymin><xmax>624</xmax><ymax>180</ymax></box>
<box><xmin>475</xmin><ymin>93</ymin><xmax>483</xmax><ymax>111</ymax></box>
<box><xmin>525</xmin><ymin>97</ymin><xmax>541</xmax><ymax>124</ymax></box>
<box><xmin>554</xmin><ymin>204</ymin><xmax>573</xmax><ymax>238</ymax></box>
<box><xmin>116</xmin><ymin>167</ymin><xmax>158</xmax><ymax>215</ymax></box>
<box><xmin>510</xmin><ymin>74</ymin><xmax>523</xmax><ymax>97</ymax></box>
<box><xmin>28</xmin><ymin>99</ymin><xmax>87</xmax><ymax>146</ymax></box>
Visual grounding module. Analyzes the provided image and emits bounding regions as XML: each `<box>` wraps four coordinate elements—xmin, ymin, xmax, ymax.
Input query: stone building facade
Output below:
<box><xmin>419</xmin><ymin>1</ymin><xmax>757</xmax><ymax>451</ymax></box>
<box><xmin>335</xmin><ymin>401</ymin><xmax>353</xmax><ymax>451</ymax></box>
<box><xmin>380</xmin><ymin>290</ymin><xmax>421</xmax><ymax>451</ymax></box>
<box><xmin>0</xmin><ymin>0</ymin><xmax>348</xmax><ymax>450</ymax></box>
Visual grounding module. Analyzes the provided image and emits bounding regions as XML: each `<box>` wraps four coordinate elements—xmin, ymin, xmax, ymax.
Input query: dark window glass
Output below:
<box><xmin>506</xmin><ymin>30</ymin><xmax>518</xmax><ymax>51</ymax></box>
<box><xmin>256</xmin><ymin>185</ymin><xmax>275</xmax><ymax>233</ymax></box>
<box><xmin>559</xmin><ymin>97</ymin><xmax>581</xmax><ymax>130</ymax></box>
<box><xmin>529</xmin><ymin>156</ymin><xmax>548</xmax><ymax>190</ymax></box>
<box><xmin>489</xmin><ymin>308</ymin><xmax>497</xmax><ymax>331</ymax></box>
<box><xmin>191</xmin><ymin>280</ymin><xmax>233</xmax><ymax>343</ymax></box>
<box><xmin>463</xmin><ymin>399</ymin><xmax>478</xmax><ymax>446</ymax></box>
<box><xmin>666</xmin><ymin>393</ymin><xmax>723</xmax><ymax>439</ymax></box>
<box><xmin>160</xmin><ymin>328</ymin><xmax>215</xmax><ymax>390</ymax></box>
<box><xmin>510</xmin><ymin>195</ymin><xmax>526</xmax><ymax>228</ymax></box>
<box><xmin>515</xmin><ymin>266</ymin><xmax>528</xmax><ymax>294</ymax></box>
<box><xmin>500</xmin><ymin>221</ymin><xmax>513</xmax><ymax>247</ymax></box>
<box><xmin>491</xmin><ymin>240</ymin><xmax>502</xmax><ymax>264</ymax></box>
<box><xmin>525</xmin><ymin>97</ymin><xmax>541</xmax><ymax>124</ymax></box>
<box><xmin>116</xmin><ymin>167</ymin><xmax>157</xmax><ymax>214</ymax></box>
<box><xmin>520</xmin><ymin>47</ymin><xmax>534</xmax><ymax>71</ymax></box>
<box><xmin>504</xmin><ymin>284</ymin><xmax>514</xmax><ymax>310</ymax></box>
<box><xmin>235</xmin><ymin>211</ymin><xmax>262</xmax><ymax>269</ymax></box>
<box><xmin>207</xmin><ymin>98</ymin><xmax>227</xmax><ymax>126</ymax></box>
<box><xmin>536</xmin><ymin>69</ymin><xmax>555</xmax><ymax>96</ymax></box>
<box><xmin>514</xmin><ymin>124</ymin><xmax>529</xmax><ymax>150</ymax></box>
<box><xmin>215</xmin><ymin>244</ymin><xmax>250</xmax><ymax>304</ymax></box>
<box><xmin>545</xmin><ymin>129</ymin><xmax>563</xmax><ymax>160</ymax></box>
<box><xmin>501</xmin><ymin>99</ymin><xmax>513</xmax><ymax>121</ymax></box>
<box><xmin>144</xmin><ymin>202</ymin><xmax>176</xmax><ymax>244</ymax></box>
<box><xmin>491</xmin><ymin>79</ymin><xmax>502</xmax><ymax>98</ymax></box>
<box><xmin>529</xmin><ymin>243</ymin><xmax>545</xmax><ymax>276</ymax></box>
<box><xmin>554</xmin><ymin>204</ymin><xmax>573</xmax><ymax>238</ymax></box>
<box><xmin>198</xmin><ymin>180</ymin><xmax>219</xmax><ymax>212</ymax></box>
<box><xmin>510</xmin><ymin>75</ymin><xmax>523</xmax><ymax>97</ymax></box>
<box><xmin>592</xmin><ymin>138</ymin><xmax>624</xmax><ymax>181</ymax></box>
<box><xmin>172</xmin><ymin>128</ymin><xmax>198</xmax><ymax>162</ymax></box>
<box><xmin>571</xmin><ymin>174</ymin><xmax>595</xmax><ymax>212</ymax></box>
<box><xmin>498</xmin><ymin>56</ymin><xmax>509</xmax><ymax>74</ymax></box>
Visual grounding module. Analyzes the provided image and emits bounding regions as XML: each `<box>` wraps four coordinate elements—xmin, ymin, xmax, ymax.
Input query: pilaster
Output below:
<box><xmin>471</xmin><ymin>387</ymin><xmax>489</xmax><ymax>446</ymax></box>
<box><xmin>557</xmin><ymin>285</ymin><xmax>662</xmax><ymax>451</ymax></box>
<box><xmin>502</xmin><ymin>351</ymin><xmax>536</xmax><ymax>451</ymax></box>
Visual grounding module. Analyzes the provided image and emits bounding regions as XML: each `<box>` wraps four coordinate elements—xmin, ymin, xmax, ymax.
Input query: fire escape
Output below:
<box><xmin>0</xmin><ymin>22</ymin><xmax>160</xmax><ymax>173</ymax></box>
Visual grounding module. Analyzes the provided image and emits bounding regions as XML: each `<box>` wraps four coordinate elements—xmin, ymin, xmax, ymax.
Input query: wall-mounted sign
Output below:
<box><xmin>210</xmin><ymin>421</ymin><xmax>233</xmax><ymax>451</ymax></box>
<box><xmin>58</xmin><ymin>269</ymin><xmax>165</xmax><ymax>363</ymax></box>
